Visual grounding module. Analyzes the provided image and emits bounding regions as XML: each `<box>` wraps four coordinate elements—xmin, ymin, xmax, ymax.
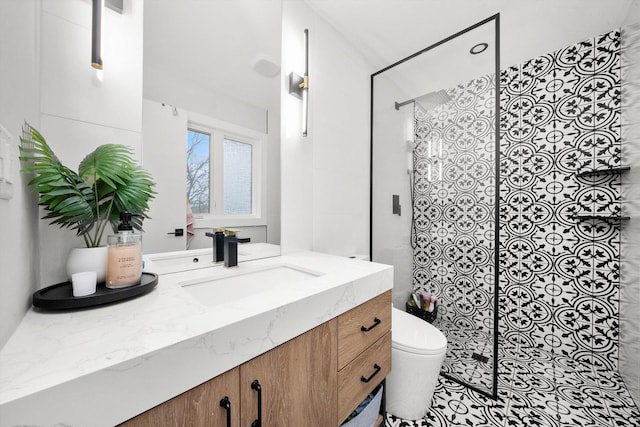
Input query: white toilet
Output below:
<box><xmin>385</xmin><ymin>307</ymin><xmax>448</xmax><ymax>420</ymax></box>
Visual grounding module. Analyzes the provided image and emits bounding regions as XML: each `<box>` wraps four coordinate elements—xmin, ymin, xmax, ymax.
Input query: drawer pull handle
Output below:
<box><xmin>219</xmin><ymin>396</ymin><xmax>231</xmax><ymax>427</ymax></box>
<box><xmin>361</xmin><ymin>317</ymin><xmax>381</xmax><ymax>332</ymax></box>
<box><xmin>251</xmin><ymin>379</ymin><xmax>262</xmax><ymax>427</ymax></box>
<box><xmin>360</xmin><ymin>363</ymin><xmax>381</xmax><ymax>383</ymax></box>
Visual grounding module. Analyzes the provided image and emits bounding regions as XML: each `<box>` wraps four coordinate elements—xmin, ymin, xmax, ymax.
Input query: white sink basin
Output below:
<box><xmin>180</xmin><ymin>264</ymin><xmax>322</xmax><ymax>307</ymax></box>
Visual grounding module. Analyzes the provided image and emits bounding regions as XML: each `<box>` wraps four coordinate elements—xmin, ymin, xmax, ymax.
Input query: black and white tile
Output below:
<box><xmin>385</xmin><ymin>341</ymin><xmax>640</xmax><ymax>426</ymax></box>
<box><xmin>412</xmin><ymin>73</ymin><xmax>497</xmax><ymax>391</ymax></box>
<box><xmin>410</xmin><ymin>28</ymin><xmax>625</xmax><ymax>392</ymax></box>
<box><xmin>499</xmin><ymin>29</ymin><xmax>622</xmax><ymax>371</ymax></box>
<box><xmin>401</xmin><ymin>28</ymin><xmax>637</xmax><ymax>427</ymax></box>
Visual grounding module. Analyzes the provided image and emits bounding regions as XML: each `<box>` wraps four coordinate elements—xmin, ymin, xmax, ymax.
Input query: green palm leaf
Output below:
<box><xmin>19</xmin><ymin>123</ymin><xmax>94</xmax><ymax>234</ymax></box>
<box><xmin>79</xmin><ymin>144</ymin><xmax>134</xmax><ymax>188</ymax></box>
<box><xmin>19</xmin><ymin>122</ymin><xmax>155</xmax><ymax>247</ymax></box>
<box><xmin>110</xmin><ymin>166</ymin><xmax>155</xmax><ymax>231</ymax></box>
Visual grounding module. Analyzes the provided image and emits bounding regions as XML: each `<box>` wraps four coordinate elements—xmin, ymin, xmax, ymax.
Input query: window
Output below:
<box><xmin>223</xmin><ymin>138</ymin><xmax>252</xmax><ymax>215</ymax></box>
<box><xmin>187</xmin><ymin>129</ymin><xmax>211</xmax><ymax>214</ymax></box>
<box><xmin>186</xmin><ymin>122</ymin><xmax>262</xmax><ymax>221</ymax></box>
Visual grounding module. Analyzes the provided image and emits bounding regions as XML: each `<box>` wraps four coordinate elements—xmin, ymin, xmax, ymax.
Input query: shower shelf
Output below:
<box><xmin>575</xmin><ymin>165</ymin><xmax>630</xmax><ymax>177</ymax></box>
<box><xmin>572</xmin><ymin>214</ymin><xmax>630</xmax><ymax>221</ymax></box>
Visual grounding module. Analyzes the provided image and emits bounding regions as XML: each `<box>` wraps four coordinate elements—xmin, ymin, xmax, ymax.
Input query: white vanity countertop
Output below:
<box><xmin>0</xmin><ymin>251</ymin><xmax>392</xmax><ymax>426</ymax></box>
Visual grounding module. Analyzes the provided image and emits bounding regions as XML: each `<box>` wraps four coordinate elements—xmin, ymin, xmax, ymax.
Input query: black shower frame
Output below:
<box><xmin>369</xmin><ymin>14</ymin><xmax>500</xmax><ymax>400</ymax></box>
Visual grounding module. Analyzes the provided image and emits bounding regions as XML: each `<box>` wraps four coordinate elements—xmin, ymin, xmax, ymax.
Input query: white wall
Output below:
<box><xmin>618</xmin><ymin>1</ymin><xmax>640</xmax><ymax>404</ymax></box>
<box><xmin>281</xmin><ymin>1</ymin><xmax>315</xmax><ymax>253</ymax></box>
<box><xmin>142</xmin><ymin>100</ymin><xmax>188</xmax><ymax>253</ymax></box>
<box><xmin>145</xmin><ymin>74</ymin><xmax>269</xmax><ymax>135</ymax></box>
<box><xmin>620</xmin><ymin>18</ymin><xmax>640</xmax><ymax>407</ymax></box>
<box><xmin>309</xmin><ymin>10</ymin><xmax>372</xmax><ymax>258</ymax></box>
<box><xmin>0</xmin><ymin>0</ymin><xmax>41</xmax><ymax>348</ymax></box>
<box><xmin>0</xmin><ymin>0</ymin><xmax>143</xmax><ymax>347</ymax></box>
<box><xmin>281</xmin><ymin>0</ymin><xmax>372</xmax><ymax>257</ymax></box>
<box><xmin>35</xmin><ymin>0</ymin><xmax>144</xmax><ymax>287</ymax></box>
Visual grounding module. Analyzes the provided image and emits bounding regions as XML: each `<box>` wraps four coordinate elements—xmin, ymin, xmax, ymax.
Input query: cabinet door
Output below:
<box><xmin>120</xmin><ymin>367</ymin><xmax>240</xmax><ymax>427</ymax></box>
<box><xmin>240</xmin><ymin>319</ymin><xmax>338</xmax><ymax>426</ymax></box>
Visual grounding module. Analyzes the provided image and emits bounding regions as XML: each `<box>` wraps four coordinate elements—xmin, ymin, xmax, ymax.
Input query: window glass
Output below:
<box><xmin>223</xmin><ymin>138</ymin><xmax>252</xmax><ymax>215</ymax></box>
<box><xmin>187</xmin><ymin>129</ymin><xmax>210</xmax><ymax>214</ymax></box>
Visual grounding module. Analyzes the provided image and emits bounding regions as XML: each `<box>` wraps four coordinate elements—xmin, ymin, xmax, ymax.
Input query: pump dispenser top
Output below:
<box><xmin>118</xmin><ymin>211</ymin><xmax>133</xmax><ymax>231</ymax></box>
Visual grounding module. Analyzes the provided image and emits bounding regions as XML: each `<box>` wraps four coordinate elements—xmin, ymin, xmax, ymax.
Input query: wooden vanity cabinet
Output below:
<box><xmin>121</xmin><ymin>367</ymin><xmax>240</xmax><ymax>426</ymax></box>
<box><xmin>121</xmin><ymin>291</ymin><xmax>391</xmax><ymax>427</ymax></box>
<box><xmin>336</xmin><ymin>291</ymin><xmax>392</xmax><ymax>425</ymax></box>
<box><xmin>121</xmin><ymin>320</ymin><xmax>337</xmax><ymax>427</ymax></box>
<box><xmin>240</xmin><ymin>318</ymin><xmax>337</xmax><ymax>426</ymax></box>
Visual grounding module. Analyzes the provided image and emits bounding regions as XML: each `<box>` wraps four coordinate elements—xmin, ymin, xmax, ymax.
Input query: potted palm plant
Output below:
<box><xmin>19</xmin><ymin>122</ymin><xmax>155</xmax><ymax>282</ymax></box>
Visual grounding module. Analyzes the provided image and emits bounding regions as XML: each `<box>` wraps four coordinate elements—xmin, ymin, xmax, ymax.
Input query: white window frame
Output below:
<box><xmin>187</xmin><ymin>112</ymin><xmax>267</xmax><ymax>229</ymax></box>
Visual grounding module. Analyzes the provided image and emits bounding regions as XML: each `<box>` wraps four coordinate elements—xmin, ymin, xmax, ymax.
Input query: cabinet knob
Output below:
<box><xmin>219</xmin><ymin>396</ymin><xmax>231</xmax><ymax>427</ymax></box>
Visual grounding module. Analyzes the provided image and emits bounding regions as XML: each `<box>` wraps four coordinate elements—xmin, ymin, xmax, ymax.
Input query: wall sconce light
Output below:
<box><xmin>288</xmin><ymin>29</ymin><xmax>309</xmax><ymax>137</ymax></box>
<box><xmin>91</xmin><ymin>0</ymin><xmax>103</xmax><ymax>70</ymax></box>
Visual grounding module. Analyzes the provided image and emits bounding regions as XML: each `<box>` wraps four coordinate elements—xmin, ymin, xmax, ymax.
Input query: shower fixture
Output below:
<box><xmin>395</xmin><ymin>89</ymin><xmax>452</xmax><ymax>111</ymax></box>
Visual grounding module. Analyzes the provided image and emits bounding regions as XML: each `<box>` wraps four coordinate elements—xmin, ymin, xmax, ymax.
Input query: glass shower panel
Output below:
<box><xmin>371</xmin><ymin>16</ymin><xmax>499</xmax><ymax>398</ymax></box>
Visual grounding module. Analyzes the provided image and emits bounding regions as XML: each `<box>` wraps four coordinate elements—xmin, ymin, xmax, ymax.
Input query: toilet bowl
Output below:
<box><xmin>385</xmin><ymin>307</ymin><xmax>447</xmax><ymax>420</ymax></box>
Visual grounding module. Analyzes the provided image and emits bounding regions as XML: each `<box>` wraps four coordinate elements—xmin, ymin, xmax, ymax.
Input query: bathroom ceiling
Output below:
<box><xmin>304</xmin><ymin>0</ymin><xmax>639</xmax><ymax>71</ymax></box>
<box><xmin>143</xmin><ymin>0</ymin><xmax>638</xmax><ymax>112</ymax></box>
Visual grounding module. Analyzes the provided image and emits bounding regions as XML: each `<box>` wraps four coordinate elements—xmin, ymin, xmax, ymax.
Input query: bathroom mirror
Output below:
<box><xmin>140</xmin><ymin>0</ymin><xmax>282</xmax><ymax>259</ymax></box>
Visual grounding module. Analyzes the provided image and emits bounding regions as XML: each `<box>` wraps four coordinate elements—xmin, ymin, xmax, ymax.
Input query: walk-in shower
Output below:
<box><xmin>370</xmin><ymin>15</ymin><xmax>500</xmax><ymax>398</ymax></box>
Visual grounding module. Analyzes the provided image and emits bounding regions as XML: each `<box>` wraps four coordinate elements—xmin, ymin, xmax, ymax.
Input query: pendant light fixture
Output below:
<box><xmin>91</xmin><ymin>0</ymin><xmax>103</xmax><ymax>70</ymax></box>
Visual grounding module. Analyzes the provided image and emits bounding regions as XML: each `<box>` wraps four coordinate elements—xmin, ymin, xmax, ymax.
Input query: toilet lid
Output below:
<box><xmin>392</xmin><ymin>308</ymin><xmax>447</xmax><ymax>355</ymax></box>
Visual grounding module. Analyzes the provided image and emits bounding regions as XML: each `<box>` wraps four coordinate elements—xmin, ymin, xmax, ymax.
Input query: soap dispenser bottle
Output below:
<box><xmin>106</xmin><ymin>211</ymin><xmax>143</xmax><ymax>288</ymax></box>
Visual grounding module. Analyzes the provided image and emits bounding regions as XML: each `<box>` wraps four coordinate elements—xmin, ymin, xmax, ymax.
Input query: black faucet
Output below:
<box><xmin>205</xmin><ymin>229</ymin><xmax>225</xmax><ymax>263</ymax></box>
<box><xmin>223</xmin><ymin>230</ymin><xmax>238</xmax><ymax>267</ymax></box>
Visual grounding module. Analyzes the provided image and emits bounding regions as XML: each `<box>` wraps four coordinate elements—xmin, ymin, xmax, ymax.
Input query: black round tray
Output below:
<box><xmin>32</xmin><ymin>272</ymin><xmax>158</xmax><ymax>310</ymax></box>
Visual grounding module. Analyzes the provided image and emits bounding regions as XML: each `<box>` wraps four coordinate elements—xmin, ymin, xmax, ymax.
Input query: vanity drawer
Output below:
<box><xmin>337</xmin><ymin>290</ymin><xmax>391</xmax><ymax>370</ymax></box>
<box><xmin>337</xmin><ymin>331</ymin><xmax>391</xmax><ymax>424</ymax></box>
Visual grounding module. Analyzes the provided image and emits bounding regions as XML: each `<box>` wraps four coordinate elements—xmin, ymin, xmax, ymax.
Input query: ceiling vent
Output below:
<box><xmin>252</xmin><ymin>55</ymin><xmax>280</xmax><ymax>78</ymax></box>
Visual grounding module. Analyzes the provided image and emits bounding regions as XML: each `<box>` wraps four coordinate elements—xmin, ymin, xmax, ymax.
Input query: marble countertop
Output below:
<box><xmin>0</xmin><ymin>251</ymin><xmax>392</xmax><ymax>426</ymax></box>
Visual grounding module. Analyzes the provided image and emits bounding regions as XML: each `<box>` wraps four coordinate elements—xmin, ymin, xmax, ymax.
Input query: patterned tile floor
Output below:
<box><xmin>385</xmin><ymin>344</ymin><xmax>640</xmax><ymax>427</ymax></box>
<box><xmin>436</xmin><ymin>319</ymin><xmax>495</xmax><ymax>393</ymax></box>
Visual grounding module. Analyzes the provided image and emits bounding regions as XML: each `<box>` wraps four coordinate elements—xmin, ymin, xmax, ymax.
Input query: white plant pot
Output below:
<box><xmin>66</xmin><ymin>247</ymin><xmax>109</xmax><ymax>284</ymax></box>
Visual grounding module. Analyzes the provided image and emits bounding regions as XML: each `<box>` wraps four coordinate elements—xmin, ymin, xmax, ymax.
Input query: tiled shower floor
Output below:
<box><xmin>385</xmin><ymin>344</ymin><xmax>640</xmax><ymax>426</ymax></box>
<box><xmin>436</xmin><ymin>319</ymin><xmax>494</xmax><ymax>393</ymax></box>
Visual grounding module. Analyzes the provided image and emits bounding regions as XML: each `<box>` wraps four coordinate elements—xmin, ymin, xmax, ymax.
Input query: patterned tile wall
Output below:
<box><xmin>412</xmin><ymin>74</ymin><xmax>496</xmax><ymax>334</ymax></box>
<box><xmin>620</xmin><ymin>21</ymin><xmax>640</xmax><ymax>405</ymax></box>
<box><xmin>500</xmin><ymin>29</ymin><xmax>622</xmax><ymax>372</ymax></box>
<box><xmin>413</xmin><ymin>29</ymin><xmax>623</xmax><ymax>373</ymax></box>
